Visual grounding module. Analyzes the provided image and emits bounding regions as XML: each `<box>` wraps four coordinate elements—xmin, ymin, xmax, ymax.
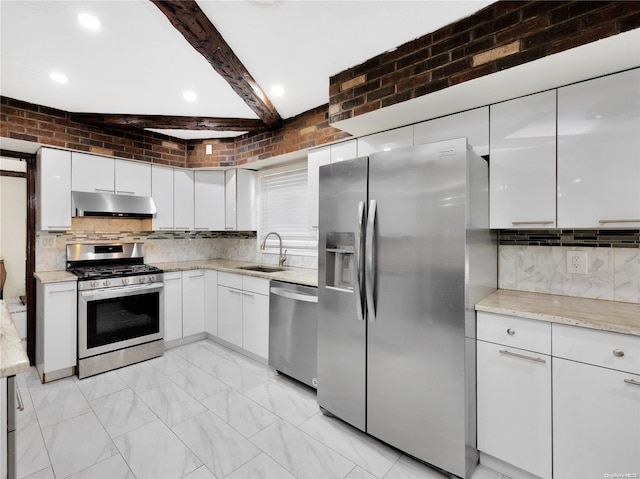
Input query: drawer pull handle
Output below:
<box><xmin>599</xmin><ymin>219</ymin><xmax>640</xmax><ymax>224</ymax></box>
<box><xmin>613</xmin><ymin>349</ymin><xmax>625</xmax><ymax>357</ymax></box>
<box><xmin>624</xmin><ymin>379</ymin><xmax>640</xmax><ymax>387</ymax></box>
<box><xmin>511</xmin><ymin>221</ymin><xmax>554</xmax><ymax>225</ymax></box>
<box><xmin>506</xmin><ymin>328</ymin><xmax>515</xmax><ymax>336</ymax></box>
<box><xmin>16</xmin><ymin>387</ymin><xmax>25</xmax><ymax>412</ymax></box>
<box><xmin>499</xmin><ymin>349</ymin><xmax>546</xmax><ymax>364</ymax></box>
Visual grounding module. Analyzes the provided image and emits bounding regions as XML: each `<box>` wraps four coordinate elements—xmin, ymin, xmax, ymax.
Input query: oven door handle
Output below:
<box><xmin>79</xmin><ymin>282</ymin><xmax>164</xmax><ymax>300</ymax></box>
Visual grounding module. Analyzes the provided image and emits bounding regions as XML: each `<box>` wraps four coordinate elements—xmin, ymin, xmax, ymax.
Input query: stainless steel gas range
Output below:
<box><xmin>66</xmin><ymin>243</ymin><xmax>164</xmax><ymax>378</ymax></box>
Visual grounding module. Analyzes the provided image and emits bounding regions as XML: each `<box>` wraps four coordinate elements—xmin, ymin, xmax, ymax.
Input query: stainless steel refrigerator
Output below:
<box><xmin>317</xmin><ymin>138</ymin><xmax>497</xmax><ymax>478</ymax></box>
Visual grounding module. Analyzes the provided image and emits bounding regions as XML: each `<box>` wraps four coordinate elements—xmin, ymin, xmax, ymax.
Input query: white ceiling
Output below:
<box><xmin>0</xmin><ymin>0</ymin><xmax>494</xmax><ymax>140</ymax></box>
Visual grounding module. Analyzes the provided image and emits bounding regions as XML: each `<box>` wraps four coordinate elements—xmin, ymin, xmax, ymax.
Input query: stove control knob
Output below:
<box><xmin>139</xmin><ymin>276</ymin><xmax>147</xmax><ymax>283</ymax></box>
<box><xmin>122</xmin><ymin>278</ymin><xmax>130</xmax><ymax>285</ymax></box>
<box><xmin>91</xmin><ymin>281</ymin><xmax>99</xmax><ymax>288</ymax></box>
<box><xmin>149</xmin><ymin>275</ymin><xmax>156</xmax><ymax>282</ymax></box>
<box><xmin>103</xmin><ymin>279</ymin><xmax>111</xmax><ymax>287</ymax></box>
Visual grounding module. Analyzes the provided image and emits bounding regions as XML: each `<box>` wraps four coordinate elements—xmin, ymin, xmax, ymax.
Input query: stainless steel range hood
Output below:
<box><xmin>72</xmin><ymin>191</ymin><xmax>156</xmax><ymax>218</ymax></box>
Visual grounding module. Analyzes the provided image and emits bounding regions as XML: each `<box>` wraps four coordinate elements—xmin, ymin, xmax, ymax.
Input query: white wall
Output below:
<box><xmin>0</xmin><ymin>158</ymin><xmax>27</xmax><ymax>299</ymax></box>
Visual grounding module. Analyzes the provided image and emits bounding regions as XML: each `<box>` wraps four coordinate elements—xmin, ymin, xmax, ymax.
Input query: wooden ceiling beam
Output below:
<box><xmin>151</xmin><ymin>0</ymin><xmax>283</xmax><ymax>130</ymax></box>
<box><xmin>71</xmin><ymin>113</ymin><xmax>268</xmax><ymax>132</ymax></box>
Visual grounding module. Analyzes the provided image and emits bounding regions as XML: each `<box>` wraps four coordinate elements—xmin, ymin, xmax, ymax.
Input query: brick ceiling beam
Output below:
<box><xmin>151</xmin><ymin>0</ymin><xmax>283</xmax><ymax>130</ymax></box>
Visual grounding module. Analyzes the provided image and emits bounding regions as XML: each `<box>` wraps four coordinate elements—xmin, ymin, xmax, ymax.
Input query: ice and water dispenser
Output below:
<box><xmin>325</xmin><ymin>232</ymin><xmax>356</xmax><ymax>291</ymax></box>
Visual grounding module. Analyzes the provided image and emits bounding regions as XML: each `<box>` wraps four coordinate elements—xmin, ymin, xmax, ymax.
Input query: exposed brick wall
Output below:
<box><xmin>231</xmin><ymin>105</ymin><xmax>351</xmax><ymax>167</ymax></box>
<box><xmin>329</xmin><ymin>1</ymin><xmax>640</xmax><ymax>123</ymax></box>
<box><xmin>1</xmin><ymin>97</ymin><xmax>188</xmax><ymax>167</ymax></box>
<box><xmin>187</xmin><ymin>138</ymin><xmax>235</xmax><ymax>168</ymax></box>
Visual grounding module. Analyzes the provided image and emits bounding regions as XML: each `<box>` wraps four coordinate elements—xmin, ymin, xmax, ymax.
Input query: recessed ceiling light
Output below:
<box><xmin>50</xmin><ymin>72</ymin><xmax>68</xmax><ymax>84</ymax></box>
<box><xmin>183</xmin><ymin>91</ymin><xmax>197</xmax><ymax>102</ymax></box>
<box><xmin>78</xmin><ymin>13</ymin><xmax>101</xmax><ymax>31</ymax></box>
<box><xmin>270</xmin><ymin>85</ymin><xmax>285</xmax><ymax>97</ymax></box>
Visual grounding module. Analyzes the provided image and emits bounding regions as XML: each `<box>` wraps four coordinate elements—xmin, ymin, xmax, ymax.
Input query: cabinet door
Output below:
<box><xmin>173</xmin><ymin>169</ymin><xmax>194</xmax><ymax>231</ymax></box>
<box><xmin>477</xmin><ymin>341</ymin><xmax>552</xmax><ymax>479</ymax></box>
<box><xmin>558</xmin><ymin>69</ymin><xmax>640</xmax><ymax>228</ymax></box>
<box><xmin>194</xmin><ymin>170</ymin><xmax>225</xmax><ymax>230</ymax></box>
<box><xmin>40</xmin><ymin>281</ymin><xmax>77</xmax><ymax>374</ymax></box>
<box><xmin>182</xmin><ymin>270</ymin><xmax>205</xmax><ymax>337</ymax></box>
<box><xmin>331</xmin><ymin>139</ymin><xmax>357</xmax><ymax>163</ymax></box>
<box><xmin>71</xmin><ymin>152</ymin><xmax>114</xmax><ymax>193</ymax></box>
<box><xmin>490</xmin><ymin>91</ymin><xmax>557</xmax><ymax>228</ymax></box>
<box><xmin>236</xmin><ymin>169</ymin><xmax>257</xmax><ymax>231</ymax></box>
<box><xmin>307</xmin><ymin>146</ymin><xmax>331</xmax><ymax>228</ymax></box>
<box><xmin>163</xmin><ymin>272</ymin><xmax>182</xmax><ymax>342</ymax></box>
<box><xmin>553</xmin><ymin>358</ymin><xmax>640</xmax><ymax>478</ymax></box>
<box><xmin>242</xmin><ymin>291</ymin><xmax>269</xmax><ymax>359</ymax></box>
<box><xmin>204</xmin><ymin>270</ymin><xmax>218</xmax><ymax>336</ymax></box>
<box><xmin>357</xmin><ymin>126</ymin><xmax>413</xmax><ymax>156</ymax></box>
<box><xmin>217</xmin><ymin>285</ymin><xmax>242</xmax><ymax>347</ymax></box>
<box><xmin>115</xmin><ymin>160</ymin><xmax>151</xmax><ymax>197</ymax></box>
<box><xmin>151</xmin><ymin>165</ymin><xmax>174</xmax><ymax>231</ymax></box>
<box><xmin>413</xmin><ymin>106</ymin><xmax>489</xmax><ymax>156</ymax></box>
<box><xmin>37</xmin><ymin>148</ymin><xmax>72</xmax><ymax>231</ymax></box>
<box><xmin>225</xmin><ymin>169</ymin><xmax>237</xmax><ymax>230</ymax></box>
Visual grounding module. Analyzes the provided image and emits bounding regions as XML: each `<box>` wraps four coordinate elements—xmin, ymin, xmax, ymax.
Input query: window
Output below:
<box><xmin>258</xmin><ymin>164</ymin><xmax>317</xmax><ymax>256</ymax></box>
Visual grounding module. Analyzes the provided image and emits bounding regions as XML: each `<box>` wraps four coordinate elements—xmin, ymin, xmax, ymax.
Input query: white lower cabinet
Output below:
<box><xmin>35</xmin><ymin>280</ymin><xmax>77</xmax><ymax>382</ymax></box>
<box><xmin>553</xmin><ymin>358</ymin><xmax>640</xmax><ymax>479</ymax></box>
<box><xmin>163</xmin><ymin>272</ymin><xmax>183</xmax><ymax>342</ymax></box>
<box><xmin>217</xmin><ymin>272</ymin><xmax>269</xmax><ymax>360</ymax></box>
<box><xmin>204</xmin><ymin>270</ymin><xmax>218</xmax><ymax>336</ymax></box>
<box><xmin>217</xmin><ymin>284</ymin><xmax>243</xmax><ymax>347</ymax></box>
<box><xmin>477</xmin><ymin>313</ymin><xmax>552</xmax><ymax>479</ymax></box>
<box><xmin>182</xmin><ymin>270</ymin><xmax>205</xmax><ymax>337</ymax></box>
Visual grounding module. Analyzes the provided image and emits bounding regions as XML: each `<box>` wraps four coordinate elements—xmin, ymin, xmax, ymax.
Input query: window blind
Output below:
<box><xmin>258</xmin><ymin>165</ymin><xmax>317</xmax><ymax>254</ymax></box>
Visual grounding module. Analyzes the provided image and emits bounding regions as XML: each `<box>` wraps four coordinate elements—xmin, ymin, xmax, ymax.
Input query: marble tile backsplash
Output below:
<box><xmin>499</xmin><ymin>245</ymin><xmax>640</xmax><ymax>303</ymax></box>
<box><xmin>35</xmin><ymin>233</ymin><xmax>318</xmax><ymax>272</ymax></box>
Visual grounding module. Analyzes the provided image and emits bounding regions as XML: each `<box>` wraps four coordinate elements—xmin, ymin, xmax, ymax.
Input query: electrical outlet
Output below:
<box><xmin>566</xmin><ymin>250</ymin><xmax>588</xmax><ymax>275</ymax></box>
<box><xmin>205</xmin><ymin>144</ymin><xmax>213</xmax><ymax>155</ymax></box>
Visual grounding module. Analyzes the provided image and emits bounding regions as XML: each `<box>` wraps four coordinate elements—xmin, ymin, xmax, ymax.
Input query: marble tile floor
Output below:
<box><xmin>14</xmin><ymin>339</ymin><xmax>506</xmax><ymax>479</ymax></box>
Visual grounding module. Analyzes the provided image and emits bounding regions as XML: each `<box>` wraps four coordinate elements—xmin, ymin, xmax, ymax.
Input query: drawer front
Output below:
<box><xmin>477</xmin><ymin>311</ymin><xmax>551</xmax><ymax>355</ymax></box>
<box><xmin>553</xmin><ymin>323</ymin><xmax>640</xmax><ymax>375</ymax></box>
<box><xmin>242</xmin><ymin>276</ymin><xmax>270</xmax><ymax>295</ymax></box>
<box><xmin>218</xmin><ymin>271</ymin><xmax>243</xmax><ymax>289</ymax></box>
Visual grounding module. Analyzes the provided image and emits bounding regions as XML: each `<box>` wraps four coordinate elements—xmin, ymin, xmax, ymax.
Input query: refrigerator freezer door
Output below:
<box><xmin>366</xmin><ymin>139</ymin><xmax>469</xmax><ymax>477</ymax></box>
<box><xmin>317</xmin><ymin>157</ymin><xmax>368</xmax><ymax>431</ymax></box>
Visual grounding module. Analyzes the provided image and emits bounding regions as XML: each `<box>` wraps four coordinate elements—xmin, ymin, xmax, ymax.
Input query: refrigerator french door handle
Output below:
<box><xmin>355</xmin><ymin>201</ymin><xmax>366</xmax><ymax>321</ymax></box>
<box><xmin>365</xmin><ymin>199</ymin><xmax>377</xmax><ymax>322</ymax></box>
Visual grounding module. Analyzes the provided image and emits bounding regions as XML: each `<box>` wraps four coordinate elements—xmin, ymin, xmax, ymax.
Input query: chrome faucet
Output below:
<box><xmin>260</xmin><ymin>231</ymin><xmax>287</xmax><ymax>267</ymax></box>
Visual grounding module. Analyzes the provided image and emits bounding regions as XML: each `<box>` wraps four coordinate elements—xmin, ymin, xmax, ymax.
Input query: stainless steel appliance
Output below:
<box><xmin>268</xmin><ymin>280</ymin><xmax>318</xmax><ymax>388</ymax></box>
<box><xmin>67</xmin><ymin>243</ymin><xmax>164</xmax><ymax>378</ymax></box>
<box><xmin>318</xmin><ymin>138</ymin><xmax>497</xmax><ymax>478</ymax></box>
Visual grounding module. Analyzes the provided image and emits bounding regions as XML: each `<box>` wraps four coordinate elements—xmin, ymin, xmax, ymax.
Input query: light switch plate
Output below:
<box><xmin>566</xmin><ymin>250</ymin><xmax>588</xmax><ymax>275</ymax></box>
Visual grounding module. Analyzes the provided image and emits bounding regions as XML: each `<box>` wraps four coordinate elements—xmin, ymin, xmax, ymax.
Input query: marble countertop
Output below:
<box><xmin>0</xmin><ymin>300</ymin><xmax>30</xmax><ymax>378</ymax></box>
<box><xmin>151</xmin><ymin>259</ymin><xmax>318</xmax><ymax>287</ymax></box>
<box><xmin>476</xmin><ymin>289</ymin><xmax>640</xmax><ymax>337</ymax></box>
<box><xmin>34</xmin><ymin>270</ymin><xmax>77</xmax><ymax>283</ymax></box>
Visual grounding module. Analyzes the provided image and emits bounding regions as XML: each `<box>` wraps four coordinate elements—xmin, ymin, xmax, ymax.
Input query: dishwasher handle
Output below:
<box><xmin>270</xmin><ymin>286</ymin><xmax>318</xmax><ymax>303</ymax></box>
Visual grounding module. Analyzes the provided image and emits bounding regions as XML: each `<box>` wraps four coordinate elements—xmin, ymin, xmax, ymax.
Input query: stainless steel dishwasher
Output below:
<box><xmin>269</xmin><ymin>280</ymin><xmax>318</xmax><ymax>388</ymax></box>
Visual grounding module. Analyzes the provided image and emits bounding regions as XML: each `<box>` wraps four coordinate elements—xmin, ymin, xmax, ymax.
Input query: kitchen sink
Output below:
<box><xmin>238</xmin><ymin>265</ymin><xmax>286</xmax><ymax>273</ymax></box>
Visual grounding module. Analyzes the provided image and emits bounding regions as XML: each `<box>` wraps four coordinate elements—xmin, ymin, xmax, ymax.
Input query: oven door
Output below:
<box><xmin>78</xmin><ymin>282</ymin><xmax>164</xmax><ymax>359</ymax></box>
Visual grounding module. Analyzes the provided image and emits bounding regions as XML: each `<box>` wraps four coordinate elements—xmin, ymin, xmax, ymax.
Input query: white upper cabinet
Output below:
<box><xmin>194</xmin><ymin>170</ymin><xmax>225</xmax><ymax>230</ymax></box>
<box><xmin>557</xmin><ymin>69</ymin><xmax>640</xmax><ymax>228</ymax></box>
<box><xmin>307</xmin><ymin>145</ymin><xmax>331</xmax><ymax>229</ymax></box>
<box><xmin>71</xmin><ymin>152</ymin><xmax>114</xmax><ymax>193</ymax></box>
<box><xmin>151</xmin><ymin>165</ymin><xmax>174</xmax><ymax>231</ymax></box>
<box><xmin>72</xmin><ymin>153</ymin><xmax>151</xmax><ymax>197</ymax></box>
<box><xmin>330</xmin><ymin>139</ymin><xmax>357</xmax><ymax>163</ymax></box>
<box><xmin>114</xmin><ymin>159</ymin><xmax>151</xmax><ymax>197</ymax></box>
<box><xmin>173</xmin><ymin>169</ymin><xmax>194</xmax><ymax>231</ymax></box>
<box><xmin>413</xmin><ymin>107</ymin><xmax>489</xmax><ymax>156</ymax></box>
<box><xmin>357</xmin><ymin>126</ymin><xmax>413</xmax><ymax>156</ymax></box>
<box><xmin>225</xmin><ymin>169</ymin><xmax>257</xmax><ymax>231</ymax></box>
<box><xmin>490</xmin><ymin>91</ymin><xmax>557</xmax><ymax>229</ymax></box>
<box><xmin>37</xmin><ymin>148</ymin><xmax>72</xmax><ymax>231</ymax></box>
